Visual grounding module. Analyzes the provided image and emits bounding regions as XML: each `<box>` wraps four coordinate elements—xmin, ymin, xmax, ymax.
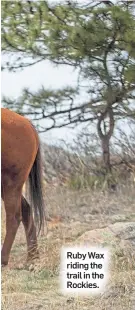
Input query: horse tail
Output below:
<box><xmin>28</xmin><ymin>144</ymin><xmax>45</xmax><ymax>234</ymax></box>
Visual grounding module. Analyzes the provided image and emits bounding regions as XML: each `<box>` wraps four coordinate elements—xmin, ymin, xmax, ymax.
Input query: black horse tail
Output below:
<box><xmin>28</xmin><ymin>144</ymin><xmax>45</xmax><ymax>234</ymax></box>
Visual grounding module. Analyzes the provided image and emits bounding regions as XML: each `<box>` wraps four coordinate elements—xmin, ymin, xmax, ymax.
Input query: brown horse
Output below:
<box><xmin>1</xmin><ymin>108</ymin><xmax>45</xmax><ymax>266</ymax></box>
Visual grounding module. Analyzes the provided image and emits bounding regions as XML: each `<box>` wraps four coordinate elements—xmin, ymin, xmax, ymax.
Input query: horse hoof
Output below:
<box><xmin>27</xmin><ymin>253</ymin><xmax>40</xmax><ymax>263</ymax></box>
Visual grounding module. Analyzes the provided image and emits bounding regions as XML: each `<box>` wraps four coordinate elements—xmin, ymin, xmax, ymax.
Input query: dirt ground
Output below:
<box><xmin>2</xmin><ymin>184</ymin><xmax>135</xmax><ymax>310</ymax></box>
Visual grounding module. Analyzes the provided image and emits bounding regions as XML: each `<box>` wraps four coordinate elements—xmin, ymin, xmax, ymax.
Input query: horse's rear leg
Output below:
<box><xmin>21</xmin><ymin>196</ymin><xmax>39</xmax><ymax>261</ymax></box>
<box><xmin>1</xmin><ymin>189</ymin><xmax>22</xmax><ymax>266</ymax></box>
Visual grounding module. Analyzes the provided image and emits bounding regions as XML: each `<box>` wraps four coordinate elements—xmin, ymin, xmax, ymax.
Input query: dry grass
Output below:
<box><xmin>2</xmin><ymin>185</ymin><xmax>135</xmax><ymax>310</ymax></box>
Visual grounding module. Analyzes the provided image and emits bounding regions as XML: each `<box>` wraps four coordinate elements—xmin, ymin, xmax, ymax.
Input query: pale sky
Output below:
<box><xmin>1</xmin><ymin>0</ymin><xmax>87</xmax><ymax>144</ymax></box>
<box><xmin>2</xmin><ymin>58</ymin><xmax>81</xmax><ymax>144</ymax></box>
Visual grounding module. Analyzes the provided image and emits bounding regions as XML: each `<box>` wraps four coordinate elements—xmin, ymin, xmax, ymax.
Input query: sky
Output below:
<box><xmin>1</xmin><ymin>0</ymin><xmax>88</xmax><ymax>145</ymax></box>
<box><xmin>1</xmin><ymin>0</ymin><xmax>100</xmax><ymax>145</ymax></box>
<box><xmin>2</xmin><ymin>58</ymin><xmax>80</xmax><ymax>144</ymax></box>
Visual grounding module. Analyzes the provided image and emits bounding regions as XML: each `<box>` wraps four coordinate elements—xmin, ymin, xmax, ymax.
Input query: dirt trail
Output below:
<box><xmin>2</xmin><ymin>187</ymin><xmax>135</xmax><ymax>310</ymax></box>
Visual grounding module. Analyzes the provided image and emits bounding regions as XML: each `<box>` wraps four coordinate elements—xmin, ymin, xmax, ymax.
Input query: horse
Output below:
<box><xmin>1</xmin><ymin>108</ymin><xmax>45</xmax><ymax>266</ymax></box>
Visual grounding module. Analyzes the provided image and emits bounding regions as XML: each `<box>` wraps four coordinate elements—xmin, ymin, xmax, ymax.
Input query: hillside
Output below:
<box><xmin>41</xmin><ymin>143</ymin><xmax>135</xmax><ymax>188</ymax></box>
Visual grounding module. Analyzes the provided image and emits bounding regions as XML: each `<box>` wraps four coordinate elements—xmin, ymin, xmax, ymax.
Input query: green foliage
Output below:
<box><xmin>2</xmin><ymin>1</ymin><xmax>135</xmax><ymax>86</ymax></box>
<box><xmin>124</xmin><ymin>64</ymin><xmax>135</xmax><ymax>84</ymax></box>
<box><xmin>2</xmin><ymin>2</ymin><xmax>135</xmax><ymax>111</ymax></box>
<box><xmin>2</xmin><ymin>1</ymin><xmax>135</xmax><ymax>70</ymax></box>
<box><xmin>68</xmin><ymin>173</ymin><xmax>106</xmax><ymax>190</ymax></box>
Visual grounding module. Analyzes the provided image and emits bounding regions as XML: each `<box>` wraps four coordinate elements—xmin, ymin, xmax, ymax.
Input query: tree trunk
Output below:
<box><xmin>97</xmin><ymin>107</ymin><xmax>116</xmax><ymax>190</ymax></box>
<box><xmin>101</xmin><ymin>136</ymin><xmax>111</xmax><ymax>174</ymax></box>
